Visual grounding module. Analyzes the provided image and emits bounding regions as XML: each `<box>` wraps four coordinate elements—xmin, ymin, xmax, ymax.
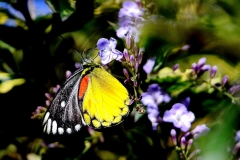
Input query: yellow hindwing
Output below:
<box><xmin>82</xmin><ymin>67</ymin><xmax>130</xmax><ymax>129</ymax></box>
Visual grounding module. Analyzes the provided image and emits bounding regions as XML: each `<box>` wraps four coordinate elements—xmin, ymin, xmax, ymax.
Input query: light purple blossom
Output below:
<box><xmin>173</xmin><ymin>63</ymin><xmax>179</xmax><ymax>71</ymax></box>
<box><xmin>97</xmin><ymin>37</ymin><xmax>123</xmax><ymax>64</ymax></box>
<box><xmin>141</xmin><ymin>84</ymin><xmax>171</xmax><ymax>130</ymax></box>
<box><xmin>117</xmin><ymin>1</ymin><xmax>145</xmax><ymax>42</ymax></box>
<box><xmin>141</xmin><ymin>84</ymin><xmax>171</xmax><ymax>106</ymax></box>
<box><xmin>210</xmin><ymin>65</ymin><xmax>217</xmax><ymax>78</ymax></box>
<box><xmin>147</xmin><ymin>104</ymin><xmax>160</xmax><ymax>130</ymax></box>
<box><xmin>163</xmin><ymin>103</ymin><xmax>195</xmax><ymax>132</ymax></box>
<box><xmin>191</xmin><ymin>124</ymin><xmax>210</xmax><ymax>138</ymax></box>
<box><xmin>65</xmin><ymin>70</ymin><xmax>72</xmax><ymax>79</ymax></box>
<box><xmin>222</xmin><ymin>75</ymin><xmax>229</xmax><ymax>86</ymax></box>
<box><xmin>197</xmin><ymin>57</ymin><xmax>206</xmax><ymax>69</ymax></box>
<box><xmin>117</xmin><ymin>17</ymin><xmax>145</xmax><ymax>42</ymax></box>
<box><xmin>201</xmin><ymin>64</ymin><xmax>211</xmax><ymax>71</ymax></box>
<box><xmin>118</xmin><ymin>1</ymin><xmax>142</xmax><ymax>19</ymax></box>
<box><xmin>143</xmin><ymin>57</ymin><xmax>155</xmax><ymax>74</ymax></box>
<box><xmin>191</xmin><ymin>57</ymin><xmax>212</xmax><ymax>75</ymax></box>
<box><xmin>235</xmin><ymin>130</ymin><xmax>240</xmax><ymax>142</ymax></box>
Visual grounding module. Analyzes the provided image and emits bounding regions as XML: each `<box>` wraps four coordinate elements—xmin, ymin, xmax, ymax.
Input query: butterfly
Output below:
<box><xmin>42</xmin><ymin>61</ymin><xmax>131</xmax><ymax>135</ymax></box>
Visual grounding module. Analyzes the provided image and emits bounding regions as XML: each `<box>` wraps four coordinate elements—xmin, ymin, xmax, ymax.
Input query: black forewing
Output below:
<box><xmin>42</xmin><ymin>69</ymin><xmax>86</xmax><ymax>135</ymax></box>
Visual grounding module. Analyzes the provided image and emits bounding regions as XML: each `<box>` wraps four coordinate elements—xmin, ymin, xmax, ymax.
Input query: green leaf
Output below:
<box><xmin>45</xmin><ymin>0</ymin><xmax>76</xmax><ymax>19</ymax></box>
<box><xmin>0</xmin><ymin>78</ymin><xmax>25</xmax><ymax>93</ymax></box>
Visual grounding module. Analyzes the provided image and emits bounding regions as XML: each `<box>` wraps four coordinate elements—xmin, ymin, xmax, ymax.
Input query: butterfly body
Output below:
<box><xmin>42</xmin><ymin>62</ymin><xmax>131</xmax><ymax>135</ymax></box>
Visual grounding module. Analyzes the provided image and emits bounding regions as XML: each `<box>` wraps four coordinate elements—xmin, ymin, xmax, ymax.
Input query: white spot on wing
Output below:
<box><xmin>52</xmin><ymin>120</ymin><xmax>57</xmax><ymax>134</ymax></box>
<box><xmin>47</xmin><ymin>118</ymin><xmax>52</xmax><ymax>134</ymax></box>
<box><xmin>43</xmin><ymin>112</ymin><xmax>50</xmax><ymax>124</ymax></box>
<box><xmin>66</xmin><ymin>128</ymin><xmax>72</xmax><ymax>134</ymax></box>
<box><xmin>43</xmin><ymin>124</ymin><xmax>47</xmax><ymax>133</ymax></box>
<box><xmin>61</xmin><ymin>101</ymin><xmax>66</xmax><ymax>107</ymax></box>
<box><xmin>81</xmin><ymin>117</ymin><xmax>86</xmax><ymax>125</ymax></box>
<box><xmin>75</xmin><ymin>124</ymin><xmax>81</xmax><ymax>131</ymax></box>
<box><xmin>58</xmin><ymin>127</ymin><xmax>64</xmax><ymax>135</ymax></box>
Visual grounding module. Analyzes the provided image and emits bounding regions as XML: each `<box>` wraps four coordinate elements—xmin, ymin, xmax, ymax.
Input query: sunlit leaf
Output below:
<box><xmin>0</xmin><ymin>78</ymin><xmax>25</xmax><ymax>93</ymax></box>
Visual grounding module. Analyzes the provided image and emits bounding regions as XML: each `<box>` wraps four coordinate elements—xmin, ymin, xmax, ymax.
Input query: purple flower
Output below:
<box><xmin>197</xmin><ymin>57</ymin><xmax>206</xmax><ymax>69</ymax></box>
<box><xmin>210</xmin><ymin>65</ymin><xmax>217</xmax><ymax>78</ymax></box>
<box><xmin>147</xmin><ymin>104</ymin><xmax>160</xmax><ymax>130</ymax></box>
<box><xmin>143</xmin><ymin>57</ymin><xmax>155</xmax><ymax>74</ymax></box>
<box><xmin>191</xmin><ymin>124</ymin><xmax>210</xmax><ymax>139</ymax></box>
<box><xmin>118</xmin><ymin>1</ymin><xmax>142</xmax><ymax>19</ymax></box>
<box><xmin>97</xmin><ymin>38</ymin><xmax>123</xmax><ymax>64</ymax></box>
<box><xmin>163</xmin><ymin>103</ymin><xmax>195</xmax><ymax>132</ymax></box>
<box><xmin>235</xmin><ymin>130</ymin><xmax>240</xmax><ymax>142</ymax></box>
<box><xmin>221</xmin><ymin>75</ymin><xmax>229</xmax><ymax>86</ymax></box>
<box><xmin>141</xmin><ymin>84</ymin><xmax>171</xmax><ymax>130</ymax></box>
<box><xmin>201</xmin><ymin>64</ymin><xmax>211</xmax><ymax>71</ymax></box>
<box><xmin>191</xmin><ymin>57</ymin><xmax>212</xmax><ymax>75</ymax></box>
<box><xmin>141</xmin><ymin>84</ymin><xmax>171</xmax><ymax>106</ymax></box>
<box><xmin>173</xmin><ymin>63</ymin><xmax>179</xmax><ymax>71</ymax></box>
<box><xmin>117</xmin><ymin>17</ymin><xmax>145</xmax><ymax>42</ymax></box>
<box><xmin>117</xmin><ymin>1</ymin><xmax>145</xmax><ymax>42</ymax></box>
<box><xmin>65</xmin><ymin>70</ymin><xmax>72</xmax><ymax>79</ymax></box>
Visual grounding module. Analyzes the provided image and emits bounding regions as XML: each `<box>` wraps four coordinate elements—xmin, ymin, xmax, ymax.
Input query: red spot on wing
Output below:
<box><xmin>79</xmin><ymin>75</ymin><xmax>89</xmax><ymax>99</ymax></box>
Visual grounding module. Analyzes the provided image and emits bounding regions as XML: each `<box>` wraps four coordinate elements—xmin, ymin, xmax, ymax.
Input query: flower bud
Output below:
<box><xmin>46</xmin><ymin>100</ymin><xmax>51</xmax><ymax>106</ymax></box>
<box><xmin>123</xmin><ymin>49</ymin><xmax>130</xmax><ymax>62</ymax></box>
<box><xmin>191</xmin><ymin>63</ymin><xmax>197</xmax><ymax>71</ymax></box>
<box><xmin>126</xmin><ymin>34</ymin><xmax>131</xmax><ymax>49</ymax></box>
<box><xmin>53</xmin><ymin>85</ymin><xmax>60</xmax><ymax>93</ymax></box>
<box><xmin>170</xmin><ymin>129</ymin><xmax>177</xmax><ymax>145</ymax></box>
<box><xmin>173</xmin><ymin>63</ymin><xmax>179</xmax><ymax>71</ymax></box>
<box><xmin>134</xmin><ymin>62</ymin><xmax>139</xmax><ymax>72</ymax></box>
<box><xmin>233</xmin><ymin>142</ymin><xmax>240</xmax><ymax>155</ymax></box>
<box><xmin>134</xmin><ymin>44</ymin><xmax>138</xmax><ymax>57</ymax></box>
<box><xmin>181</xmin><ymin>137</ymin><xmax>186</xmax><ymax>150</ymax></box>
<box><xmin>123</xmin><ymin>68</ymin><xmax>130</xmax><ymax>78</ymax></box>
<box><xmin>75</xmin><ymin>62</ymin><xmax>82</xmax><ymax>69</ymax></box>
<box><xmin>201</xmin><ymin>64</ymin><xmax>211</xmax><ymax>71</ymax></box>
<box><xmin>197</xmin><ymin>57</ymin><xmax>206</xmax><ymax>69</ymax></box>
<box><xmin>134</xmin><ymin>81</ymin><xmax>138</xmax><ymax>87</ymax></box>
<box><xmin>65</xmin><ymin>70</ymin><xmax>72</xmax><ymax>79</ymax></box>
<box><xmin>130</xmin><ymin>55</ymin><xmax>135</xmax><ymax>67</ymax></box>
<box><xmin>222</xmin><ymin>75</ymin><xmax>229</xmax><ymax>86</ymax></box>
<box><xmin>45</xmin><ymin>93</ymin><xmax>52</xmax><ymax>100</ymax></box>
<box><xmin>137</xmin><ymin>52</ymin><xmax>143</xmax><ymax>64</ymax></box>
<box><xmin>210</xmin><ymin>65</ymin><xmax>217</xmax><ymax>78</ymax></box>
<box><xmin>187</xmin><ymin>139</ymin><xmax>193</xmax><ymax>151</ymax></box>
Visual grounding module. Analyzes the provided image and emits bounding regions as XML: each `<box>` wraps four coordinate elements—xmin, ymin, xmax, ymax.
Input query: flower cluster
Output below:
<box><xmin>97</xmin><ymin>38</ymin><xmax>123</xmax><ymax>65</ymax></box>
<box><xmin>163</xmin><ymin>103</ymin><xmax>195</xmax><ymax>132</ymax></box>
<box><xmin>117</xmin><ymin>1</ymin><xmax>145</xmax><ymax>43</ymax></box>
<box><xmin>170</xmin><ymin>124</ymin><xmax>210</xmax><ymax>159</ymax></box>
<box><xmin>141</xmin><ymin>84</ymin><xmax>171</xmax><ymax>130</ymax></box>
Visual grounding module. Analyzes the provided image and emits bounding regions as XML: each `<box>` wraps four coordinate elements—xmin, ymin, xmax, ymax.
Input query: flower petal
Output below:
<box><xmin>111</xmin><ymin>49</ymin><xmax>123</xmax><ymax>60</ymax></box>
<box><xmin>109</xmin><ymin>37</ymin><xmax>117</xmax><ymax>49</ymax></box>
<box><xmin>98</xmin><ymin>50</ymin><xmax>112</xmax><ymax>64</ymax></box>
<box><xmin>163</xmin><ymin>110</ymin><xmax>176</xmax><ymax>122</ymax></box>
<box><xmin>181</xmin><ymin>112</ymin><xmax>195</xmax><ymax>123</ymax></box>
<box><xmin>180</xmin><ymin>121</ymin><xmax>191</xmax><ymax>132</ymax></box>
<box><xmin>97</xmin><ymin>38</ymin><xmax>109</xmax><ymax>50</ymax></box>
<box><xmin>117</xmin><ymin>27</ymin><xmax>128</xmax><ymax>38</ymax></box>
<box><xmin>141</xmin><ymin>93</ymin><xmax>155</xmax><ymax>105</ymax></box>
<box><xmin>143</xmin><ymin>57</ymin><xmax>155</xmax><ymax>74</ymax></box>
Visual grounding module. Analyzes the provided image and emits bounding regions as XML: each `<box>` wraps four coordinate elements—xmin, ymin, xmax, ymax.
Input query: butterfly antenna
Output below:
<box><xmin>59</xmin><ymin>35</ymin><xmax>85</xmax><ymax>61</ymax></box>
<box><xmin>86</xmin><ymin>47</ymin><xmax>98</xmax><ymax>62</ymax></box>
